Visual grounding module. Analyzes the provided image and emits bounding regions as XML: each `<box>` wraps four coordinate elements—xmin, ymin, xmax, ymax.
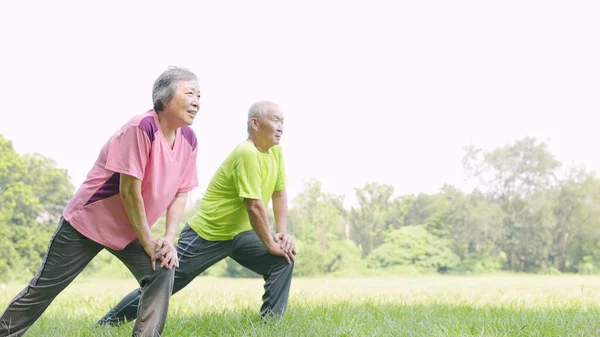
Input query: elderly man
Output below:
<box><xmin>97</xmin><ymin>100</ymin><xmax>296</xmax><ymax>327</ymax></box>
<box><xmin>0</xmin><ymin>66</ymin><xmax>200</xmax><ymax>337</ymax></box>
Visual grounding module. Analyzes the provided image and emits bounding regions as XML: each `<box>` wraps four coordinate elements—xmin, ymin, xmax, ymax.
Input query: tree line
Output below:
<box><xmin>2</xmin><ymin>134</ymin><xmax>600</xmax><ymax>281</ymax></box>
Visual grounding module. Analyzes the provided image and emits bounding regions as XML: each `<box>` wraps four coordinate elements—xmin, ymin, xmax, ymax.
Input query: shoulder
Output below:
<box><xmin>270</xmin><ymin>144</ymin><xmax>283</xmax><ymax>154</ymax></box>
<box><xmin>121</xmin><ymin>110</ymin><xmax>158</xmax><ymax>143</ymax></box>
<box><xmin>234</xmin><ymin>140</ymin><xmax>257</xmax><ymax>156</ymax></box>
<box><xmin>110</xmin><ymin>111</ymin><xmax>157</xmax><ymax>144</ymax></box>
<box><xmin>180</xmin><ymin>126</ymin><xmax>198</xmax><ymax>150</ymax></box>
<box><xmin>269</xmin><ymin>144</ymin><xmax>284</xmax><ymax>159</ymax></box>
<box><xmin>232</xmin><ymin>141</ymin><xmax>261</xmax><ymax>167</ymax></box>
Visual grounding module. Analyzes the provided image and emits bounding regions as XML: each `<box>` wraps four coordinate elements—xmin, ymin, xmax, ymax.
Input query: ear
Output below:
<box><xmin>251</xmin><ymin>117</ymin><xmax>260</xmax><ymax>131</ymax></box>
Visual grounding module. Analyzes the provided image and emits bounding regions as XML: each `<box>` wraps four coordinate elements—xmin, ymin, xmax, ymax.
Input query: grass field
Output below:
<box><xmin>2</xmin><ymin>275</ymin><xmax>600</xmax><ymax>336</ymax></box>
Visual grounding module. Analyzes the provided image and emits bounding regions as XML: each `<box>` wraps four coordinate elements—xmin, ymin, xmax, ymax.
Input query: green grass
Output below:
<box><xmin>2</xmin><ymin>275</ymin><xmax>600</xmax><ymax>336</ymax></box>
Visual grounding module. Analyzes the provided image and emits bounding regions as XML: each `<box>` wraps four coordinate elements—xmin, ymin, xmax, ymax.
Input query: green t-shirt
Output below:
<box><xmin>188</xmin><ymin>140</ymin><xmax>287</xmax><ymax>241</ymax></box>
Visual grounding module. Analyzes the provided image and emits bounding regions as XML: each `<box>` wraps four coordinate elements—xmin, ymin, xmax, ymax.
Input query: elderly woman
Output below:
<box><xmin>0</xmin><ymin>66</ymin><xmax>200</xmax><ymax>337</ymax></box>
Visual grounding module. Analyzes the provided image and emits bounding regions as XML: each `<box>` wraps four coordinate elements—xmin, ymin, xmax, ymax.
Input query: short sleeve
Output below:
<box><xmin>105</xmin><ymin>126</ymin><xmax>151</xmax><ymax>180</ymax></box>
<box><xmin>274</xmin><ymin>146</ymin><xmax>287</xmax><ymax>192</ymax></box>
<box><xmin>233</xmin><ymin>146</ymin><xmax>262</xmax><ymax>200</ymax></box>
<box><xmin>178</xmin><ymin>148</ymin><xmax>199</xmax><ymax>193</ymax></box>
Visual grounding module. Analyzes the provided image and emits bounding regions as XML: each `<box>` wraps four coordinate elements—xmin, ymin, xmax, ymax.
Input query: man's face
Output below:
<box><xmin>255</xmin><ymin>108</ymin><xmax>284</xmax><ymax>147</ymax></box>
<box><xmin>164</xmin><ymin>80</ymin><xmax>200</xmax><ymax>126</ymax></box>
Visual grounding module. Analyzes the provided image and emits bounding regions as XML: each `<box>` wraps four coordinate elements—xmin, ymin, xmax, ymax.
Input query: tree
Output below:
<box><xmin>0</xmin><ymin>135</ymin><xmax>74</xmax><ymax>281</ymax></box>
<box><xmin>288</xmin><ymin>179</ymin><xmax>347</xmax><ymax>248</ymax></box>
<box><xmin>462</xmin><ymin>137</ymin><xmax>560</xmax><ymax>198</ymax></box>
<box><xmin>551</xmin><ymin>169</ymin><xmax>600</xmax><ymax>272</ymax></box>
<box><xmin>461</xmin><ymin>137</ymin><xmax>591</xmax><ymax>272</ymax></box>
<box><xmin>22</xmin><ymin>153</ymin><xmax>73</xmax><ymax>224</ymax></box>
<box><xmin>349</xmin><ymin>182</ymin><xmax>405</xmax><ymax>257</ymax></box>
<box><xmin>287</xmin><ymin>179</ymin><xmax>363</xmax><ymax>276</ymax></box>
<box><xmin>442</xmin><ymin>185</ymin><xmax>505</xmax><ymax>272</ymax></box>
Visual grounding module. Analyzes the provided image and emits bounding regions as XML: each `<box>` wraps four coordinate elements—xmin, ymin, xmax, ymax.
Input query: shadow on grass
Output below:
<box><xmin>22</xmin><ymin>301</ymin><xmax>600</xmax><ymax>337</ymax></box>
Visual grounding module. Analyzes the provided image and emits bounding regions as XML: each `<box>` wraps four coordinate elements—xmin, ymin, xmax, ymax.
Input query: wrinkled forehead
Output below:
<box><xmin>176</xmin><ymin>80</ymin><xmax>200</xmax><ymax>91</ymax></box>
<box><xmin>263</xmin><ymin>106</ymin><xmax>284</xmax><ymax>119</ymax></box>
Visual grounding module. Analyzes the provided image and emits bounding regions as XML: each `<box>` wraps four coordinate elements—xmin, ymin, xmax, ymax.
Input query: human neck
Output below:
<box><xmin>156</xmin><ymin>111</ymin><xmax>178</xmax><ymax>147</ymax></box>
<box><xmin>247</xmin><ymin>135</ymin><xmax>270</xmax><ymax>153</ymax></box>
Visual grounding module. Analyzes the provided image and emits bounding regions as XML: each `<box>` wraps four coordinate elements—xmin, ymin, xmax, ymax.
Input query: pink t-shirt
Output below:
<box><xmin>63</xmin><ymin>110</ymin><xmax>198</xmax><ymax>250</ymax></box>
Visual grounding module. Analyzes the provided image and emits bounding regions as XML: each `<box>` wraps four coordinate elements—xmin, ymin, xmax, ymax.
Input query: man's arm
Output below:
<box><xmin>272</xmin><ymin>189</ymin><xmax>295</xmax><ymax>256</ymax></box>
<box><xmin>272</xmin><ymin>189</ymin><xmax>288</xmax><ymax>234</ymax></box>
<box><xmin>245</xmin><ymin>198</ymin><xmax>293</xmax><ymax>263</ymax></box>
<box><xmin>120</xmin><ymin>174</ymin><xmax>168</xmax><ymax>271</ymax></box>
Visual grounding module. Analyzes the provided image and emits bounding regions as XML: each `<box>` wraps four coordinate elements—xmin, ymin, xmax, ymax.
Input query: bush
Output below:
<box><xmin>577</xmin><ymin>256</ymin><xmax>599</xmax><ymax>275</ymax></box>
<box><xmin>367</xmin><ymin>225</ymin><xmax>459</xmax><ymax>273</ymax></box>
<box><xmin>293</xmin><ymin>239</ymin><xmax>364</xmax><ymax>277</ymax></box>
<box><xmin>458</xmin><ymin>252</ymin><xmax>505</xmax><ymax>274</ymax></box>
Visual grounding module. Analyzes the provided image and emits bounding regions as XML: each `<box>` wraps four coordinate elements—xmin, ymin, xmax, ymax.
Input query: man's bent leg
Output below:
<box><xmin>98</xmin><ymin>224</ymin><xmax>233</xmax><ymax>328</ymax></box>
<box><xmin>0</xmin><ymin>218</ymin><xmax>103</xmax><ymax>337</ymax></box>
<box><xmin>230</xmin><ymin>231</ymin><xmax>294</xmax><ymax>318</ymax></box>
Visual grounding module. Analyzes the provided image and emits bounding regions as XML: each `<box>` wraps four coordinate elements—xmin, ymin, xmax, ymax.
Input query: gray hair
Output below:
<box><xmin>152</xmin><ymin>66</ymin><xmax>198</xmax><ymax>112</ymax></box>
<box><xmin>247</xmin><ymin>101</ymin><xmax>280</xmax><ymax>133</ymax></box>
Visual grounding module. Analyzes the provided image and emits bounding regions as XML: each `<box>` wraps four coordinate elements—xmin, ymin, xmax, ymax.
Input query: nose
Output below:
<box><xmin>191</xmin><ymin>99</ymin><xmax>199</xmax><ymax>108</ymax></box>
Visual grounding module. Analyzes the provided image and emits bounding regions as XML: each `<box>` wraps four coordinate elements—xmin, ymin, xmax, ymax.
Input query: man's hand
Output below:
<box><xmin>155</xmin><ymin>237</ymin><xmax>179</xmax><ymax>269</ymax></box>
<box><xmin>268</xmin><ymin>243</ymin><xmax>294</xmax><ymax>264</ymax></box>
<box><xmin>273</xmin><ymin>233</ymin><xmax>296</xmax><ymax>261</ymax></box>
<box><xmin>274</xmin><ymin>232</ymin><xmax>296</xmax><ymax>255</ymax></box>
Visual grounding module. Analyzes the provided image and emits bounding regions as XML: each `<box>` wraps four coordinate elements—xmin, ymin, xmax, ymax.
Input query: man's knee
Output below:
<box><xmin>274</xmin><ymin>260</ymin><xmax>294</xmax><ymax>275</ymax></box>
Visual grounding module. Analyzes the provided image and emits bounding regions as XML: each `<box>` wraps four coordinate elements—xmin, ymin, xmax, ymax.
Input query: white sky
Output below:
<box><xmin>1</xmin><ymin>1</ymin><xmax>598</xmax><ymax>208</ymax></box>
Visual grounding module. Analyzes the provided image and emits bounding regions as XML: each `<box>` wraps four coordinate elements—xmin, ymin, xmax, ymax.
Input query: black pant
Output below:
<box><xmin>97</xmin><ymin>224</ymin><xmax>294</xmax><ymax>326</ymax></box>
<box><xmin>0</xmin><ymin>218</ymin><xmax>175</xmax><ymax>337</ymax></box>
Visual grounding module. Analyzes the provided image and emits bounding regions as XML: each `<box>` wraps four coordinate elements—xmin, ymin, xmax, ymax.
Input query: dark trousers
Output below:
<box><xmin>0</xmin><ymin>218</ymin><xmax>174</xmax><ymax>337</ymax></box>
<box><xmin>98</xmin><ymin>224</ymin><xmax>294</xmax><ymax>325</ymax></box>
